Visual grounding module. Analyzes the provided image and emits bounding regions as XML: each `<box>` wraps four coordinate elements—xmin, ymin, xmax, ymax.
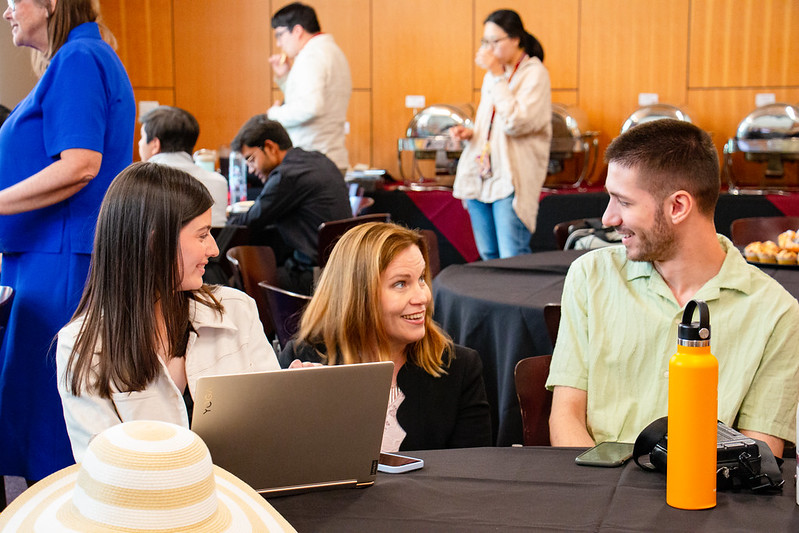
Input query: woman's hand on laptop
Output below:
<box><xmin>288</xmin><ymin>359</ymin><xmax>324</xmax><ymax>369</ymax></box>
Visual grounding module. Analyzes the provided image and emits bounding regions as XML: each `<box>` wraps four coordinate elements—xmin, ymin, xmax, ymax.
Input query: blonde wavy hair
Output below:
<box><xmin>296</xmin><ymin>222</ymin><xmax>452</xmax><ymax>376</ymax></box>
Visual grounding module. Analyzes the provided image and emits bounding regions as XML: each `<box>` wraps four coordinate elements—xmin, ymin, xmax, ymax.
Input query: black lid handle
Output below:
<box><xmin>678</xmin><ymin>300</ymin><xmax>710</xmax><ymax>342</ymax></box>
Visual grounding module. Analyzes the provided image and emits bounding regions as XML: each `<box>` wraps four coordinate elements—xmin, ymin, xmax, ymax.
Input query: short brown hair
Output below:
<box><xmin>604</xmin><ymin>119</ymin><xmax>720</xmax><ymax>215</ymax></box>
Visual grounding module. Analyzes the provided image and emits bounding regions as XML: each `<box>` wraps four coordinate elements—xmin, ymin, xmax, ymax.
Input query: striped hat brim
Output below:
<box><xmin>0</xmin><ymin>465</ymin><xmax>295</xmax><ymax>532</ymax></box>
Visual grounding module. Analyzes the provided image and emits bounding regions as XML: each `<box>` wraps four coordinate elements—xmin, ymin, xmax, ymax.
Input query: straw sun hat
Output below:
<box><xmin>0</xmin><ymin>420</ymin><xmax>295</xmax><ymax>532</ymax></box>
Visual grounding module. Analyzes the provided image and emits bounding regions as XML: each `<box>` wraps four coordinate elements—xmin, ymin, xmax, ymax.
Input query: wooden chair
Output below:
<box><xmin>226</xmin><ymin>246</ymin><xmax>278</xmax><ymax>338</ymax></box>
<box><xmin>349</xmin><ymin>196</ymin><xmax>375</xmax><ymax>216</ymax></box>
<box><xmin>0</xmin><ymin>286</ymin><xmax>15</xmax><ymax>511</ymax></box>
<box><xmin>317</xmin><ymin>213</ymin><xmax>391</xmax><ymax>268</ymax></box>
<box><xmin>259</xmin><ymin>282</ymin><xmax>312</xmax><ymax>352</ymax></box>
<box><xmin>543</xmin><ymin>303</ymin><xmax>561</xmax><ymax>346</ymax></box>
<box><xmin>206</xmin><ymin>225</ymin><xmax>251</xmax><ymax>286</ymax></box>
<box><xmin>514</xmin><ymin>355</ymin><xmax>553</xmax><ymax>446</ymax></box>
<box><xmin>420</xmin><ymin>229</ymin><xmax>441</xmax><ymax>279</ymax></box>
<box><xmin>729</xmin><ymin>216</ymin><xmax>799</xmax><ymax>247</ymax></box>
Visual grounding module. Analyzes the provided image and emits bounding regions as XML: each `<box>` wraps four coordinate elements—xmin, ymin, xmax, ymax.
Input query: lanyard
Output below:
<box><xmin>485</xmin><ymin>55</ymin><xmax>526</xmax><ymax>141</ymax></box>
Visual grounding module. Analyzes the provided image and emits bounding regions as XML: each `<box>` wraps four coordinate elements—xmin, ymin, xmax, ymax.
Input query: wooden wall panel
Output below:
<box><xmin>579</xmin><ymin>0</ymin><xmax>690</xmax><ymax>182</ymax></box>
<box><xmin>101</xmin><ymin>0</ymin><xmax>173</xmax><ymax>88</ymax></box>
<box><xmin>689</xmin><ymin>0</ymin><xmax>799</xmax><ymax>88</ymax></box>
<box><xmin>347</xmin><ymin>90</ymin><xmax>372</xmax><ymax>168</ymax></box>
<box><xmin>474</xmin><ymin>0</ymin><xmax>579</xmax><ymax>90</ymax></box>
<box><xmin>173</xmin><ymin>0</ymin><xmax>273</xmax><ymax>154</ymax></box>
<box><xmin>373</xmin><ymin>0</ymin><xmax>473</xmax><ymax>175</ymax></box>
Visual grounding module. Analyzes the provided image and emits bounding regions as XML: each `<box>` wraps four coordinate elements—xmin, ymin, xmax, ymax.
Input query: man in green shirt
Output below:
<box><xmin>546</xmin><ymin>120</ymin><xmax>799</xmax><ymax>457</ymax></box>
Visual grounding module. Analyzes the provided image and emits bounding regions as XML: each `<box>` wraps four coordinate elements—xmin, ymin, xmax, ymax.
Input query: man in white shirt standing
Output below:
<box><xmin>139</xmin><ymin>106</ymin><xmax>229</xmax><ymax>227</ymax></box>
<box><xmin>267</xmin><ymin>2</ymin><xmax>352</xmax><ymax>173</ymax></box>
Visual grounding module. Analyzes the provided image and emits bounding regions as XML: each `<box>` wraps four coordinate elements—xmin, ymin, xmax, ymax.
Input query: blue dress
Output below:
<box><xmin>0</xmin><ymin>22</ymin><xmax>134</xmax><ymax>479</ymax></box>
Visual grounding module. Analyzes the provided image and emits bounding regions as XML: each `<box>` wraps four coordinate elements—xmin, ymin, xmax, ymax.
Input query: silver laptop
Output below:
<box><xmin>191</xmin><ymin>361</ymin><xmax>393</xmax><ymax>496</ymax></box>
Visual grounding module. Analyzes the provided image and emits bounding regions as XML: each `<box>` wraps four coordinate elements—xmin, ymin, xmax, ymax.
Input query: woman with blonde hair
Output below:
<box><xmin>281</xmin><ymin>222</ymin><xmax>491</xmax><ymax>451</ymax></box>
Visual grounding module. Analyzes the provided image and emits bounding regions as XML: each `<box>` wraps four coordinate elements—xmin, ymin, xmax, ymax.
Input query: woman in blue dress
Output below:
<box><xmin>0</xmin><ymin>0</ymin><xmax>134</xmax><ymax>482</ymax></box>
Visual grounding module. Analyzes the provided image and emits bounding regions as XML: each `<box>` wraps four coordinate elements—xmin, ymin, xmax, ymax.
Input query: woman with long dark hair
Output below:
<box><xmin>0</xmin><ymin>0</ymin><xmax>135</xmax><ymax>481</ymax></box>
<box><xmin>57</xmin><ymin>163</ymin><xmax>280</xmax><ymax>461</ymax></box>
<box><xmin>451</xmin><ymin>9</ymin><xmax>551</xmax><ymax>260</ymax></box>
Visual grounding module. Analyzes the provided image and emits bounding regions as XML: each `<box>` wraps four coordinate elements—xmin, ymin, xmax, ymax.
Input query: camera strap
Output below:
<box><xmin>632</xmin><ymin>416</ymin><xmax>784</xmax><ymax>494</ymax></box>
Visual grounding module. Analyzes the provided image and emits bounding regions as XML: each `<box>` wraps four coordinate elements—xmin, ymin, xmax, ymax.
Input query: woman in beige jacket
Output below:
<box><xmin>452</xmin><ymin>9</ymin><xmax>552</xmax><ymax>259</ymax></box>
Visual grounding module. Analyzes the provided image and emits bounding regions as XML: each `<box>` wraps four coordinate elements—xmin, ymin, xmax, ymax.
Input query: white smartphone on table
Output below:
<box><xmin>378</xmin><ymin>452</ymin><xmax>424</xmax><ymax>474</ymax></box>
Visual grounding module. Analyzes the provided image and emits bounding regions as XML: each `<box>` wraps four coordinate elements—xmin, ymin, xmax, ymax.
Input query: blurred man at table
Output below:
<box><xmin>267</xmin><ymin>2</ymin><xmax>351</xmax><ymax>173</ymax></box>
<box><xmin>546</xmin><ymin>120</ymin><xmax>799</xmax><ymax>457</ymax></box>
<box><xmin>229</xmin><ymin>115</ymin><xmax>351</xmax><ymax>294</ymax></box>
<box><xmin>139</xmin><ymin>105</ymin><xmax>228</xmax><ymax>227</ymax></box>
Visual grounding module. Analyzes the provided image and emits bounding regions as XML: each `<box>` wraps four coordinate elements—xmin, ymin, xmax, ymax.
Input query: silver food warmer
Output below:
<box><xmin>723</xmin><ymin>103</ymin><xmax>799</xmax><ymax>194</ymax></box>
<box><xmin>546</xmin><ymin>104</ymin><xmax>599</xmax><ymax>189</ymax></box>
<box><xmin>620</xmin><ymin>103</ymin><xmax>693</xmax><ymax>133</ymax></box>
<box><xmin>398</xmin><ymin>104</ymin><xmax>473</xmax><ymax>188</ymax></box>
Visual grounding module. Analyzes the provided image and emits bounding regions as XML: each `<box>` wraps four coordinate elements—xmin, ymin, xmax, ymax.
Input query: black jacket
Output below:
<box><xmin>232</xmin><ymin>148</ymin><xmax>351</xmax><ymax>264</ymax></box>
<box><xmin>280</xmin><ymin>340</ymin><xmax>492</xmax><ymax>451</ymax></box>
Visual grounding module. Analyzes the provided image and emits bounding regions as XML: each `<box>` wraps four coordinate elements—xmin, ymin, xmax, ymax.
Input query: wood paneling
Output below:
<box><xmin>347</xmin><ymin>90</ymin><xmax>372</xmax><ymax>168</ymax></box>
<box><xmin>474</xmin><ymin>1</ymin><xmax>579</xmax><ymax>90</ymax></box>
<box><xmin>579</xmin><ymin>0</ymin><xmax>690</xmax><ymax>182</ymax></box>
<box><xmin>173</xmin><ymin>0</ymin><xmax>273</xmax><ymax>153</ymax></box>
<box><xmin>373</xmin><ymin>0</ymin><xmax>473</xmax><ymax>175</ymax></box>
<box><xmin>100</xmin><ymin>0</ymin><xmax>173</xmax><ymax>88</ymax></box>
<box><xmin>689</xmin><ymin>0</ymin><xmax>799</xmax><ymax>88</ymax></box>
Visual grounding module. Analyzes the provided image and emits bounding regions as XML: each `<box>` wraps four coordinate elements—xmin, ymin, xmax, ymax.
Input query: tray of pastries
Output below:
<box><xmin>744</xmin><ymin>230</ymin><xmax>799</xmax><ymax>267</ymax></box>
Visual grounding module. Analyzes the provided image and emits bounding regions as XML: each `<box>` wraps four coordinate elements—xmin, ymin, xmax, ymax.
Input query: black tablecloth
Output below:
<box><xmin>433</xmin><ymin>249</ymin><xmax>799</xmax><ymax>446</ymax></box>
<box><xmin>268</xmin><ymin>447</ymin><xmax>799</xmax><ymax>532</ymax></box>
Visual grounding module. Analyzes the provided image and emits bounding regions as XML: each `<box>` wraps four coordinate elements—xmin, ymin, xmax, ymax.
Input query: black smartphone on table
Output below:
<box><xmin>575</xmin><ymin>441</ymin><xmax>634</xmax><ymax>467</ymax></box>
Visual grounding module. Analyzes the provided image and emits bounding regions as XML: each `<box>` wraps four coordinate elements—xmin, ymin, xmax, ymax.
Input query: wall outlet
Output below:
<box><xmin>138</xmin><ymin>100</ymin><xmax>160</xmax><ymax>121</ymax></box>
<box><xmin>405</xmin><ymin>95</ymin><xmax>426</xmax><ymax>109</ymax></box>
<box><xmin>755</xmin><ymin>93</ymin><xmax>776</xmax><ymax>107</ymax></box>
<box><xmin>638</xmin><ymin>93</ymin><xmax>659</xmax><ymax>106</ymax></box>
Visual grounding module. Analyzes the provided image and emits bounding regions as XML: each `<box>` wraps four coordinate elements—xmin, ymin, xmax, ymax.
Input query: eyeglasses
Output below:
<box><xmin>480</xmin><ymin>36</ymin><xmax>509</xmax><ymax>48</ymax></box>
<box><xmin>6</xmin><ymin>0</ymin><xmax>15</xmax><ymax>12</ymax></box>
<box><xmin>244</xmin><ymin>148</ymin><xmax>264</xmax><ymax>166</ymax></box>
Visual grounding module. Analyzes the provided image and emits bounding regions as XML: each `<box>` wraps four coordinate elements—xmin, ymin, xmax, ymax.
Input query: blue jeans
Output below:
<box><xmin>466</xmin><ymin>194</ymin><xmax>531</xmax><ymax>260</ymax></box>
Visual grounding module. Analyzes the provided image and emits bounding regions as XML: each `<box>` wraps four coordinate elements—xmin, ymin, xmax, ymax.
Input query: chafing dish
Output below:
<box><xmin>620</xmin><ymin>104</ymin><xmax>693</xmax><ymax>133</ymax></box>
<box><xmin>398</xmin><ymin>104</ymin><xmax>474</xmax><ymax>186</ymax></box>
<box><xmin>724</xmin><ymin>103</ymin><xmax>799</xmax><ymax>194</ymax></box>
<box><xmin>546</xmin><ymin>104</ymin><xmax>599</xmax><ymax>189</ymax></box>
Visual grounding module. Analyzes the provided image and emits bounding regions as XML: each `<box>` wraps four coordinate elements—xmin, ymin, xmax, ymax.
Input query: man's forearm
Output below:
<box><xmin>549</xmin><ymin>417</ymin><xmax>595</xmax><ymax>447</ymax></box>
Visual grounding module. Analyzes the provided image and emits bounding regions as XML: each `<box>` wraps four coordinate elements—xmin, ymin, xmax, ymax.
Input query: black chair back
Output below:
<box><xmin>259</xmin><ymin>282</ymin><xmax>311</xmax><ymax>351</ymax></box>
<box><xmin>317</xmin><ymin>213</ymin><xmax>391</xmax><ymax>268</ymax></box>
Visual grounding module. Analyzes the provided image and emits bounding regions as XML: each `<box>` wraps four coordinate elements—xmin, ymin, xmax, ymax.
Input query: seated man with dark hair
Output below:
<box><xmin>546</xmin><ymin>119</ymin><xmax>799</xmax><ymax>457</ymax></box>
<box><xmin>230</xmin><ymin>114</ymin><xmax>351</xmax><ymax>294</ymax></box>
<box><xmin>139</xmin><ymin>105</ymin><xmax>229</xmax><ymax>227</ymax></box>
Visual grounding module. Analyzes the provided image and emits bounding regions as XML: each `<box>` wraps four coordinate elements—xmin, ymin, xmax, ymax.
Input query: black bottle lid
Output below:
<box><xmin>678</xmin><ymin>299</ymin><xmax>710</xmax><ymax>344</ymax></box>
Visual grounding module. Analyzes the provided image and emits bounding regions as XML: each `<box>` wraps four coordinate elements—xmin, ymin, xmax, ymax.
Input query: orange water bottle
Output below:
<box><xmin>667</xmin><ymin>299</ymin><xmax>718</xmax><ymax>509</ymax></box>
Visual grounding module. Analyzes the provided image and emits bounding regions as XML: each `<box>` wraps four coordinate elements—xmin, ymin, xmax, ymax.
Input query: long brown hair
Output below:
<box><xmin>31</xmin><ymin>0</ymin><xmax>118</xmax><ymax>75</ymax></box>
<box><xmin>296</xmin><ymin>222</ymin><xmax>452</xmax><ymax>376</ymax></box>
<box><xmin>66</xmin><ymin>162</ymin><xmax>222</xmax><ymax>398</ymax></box>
